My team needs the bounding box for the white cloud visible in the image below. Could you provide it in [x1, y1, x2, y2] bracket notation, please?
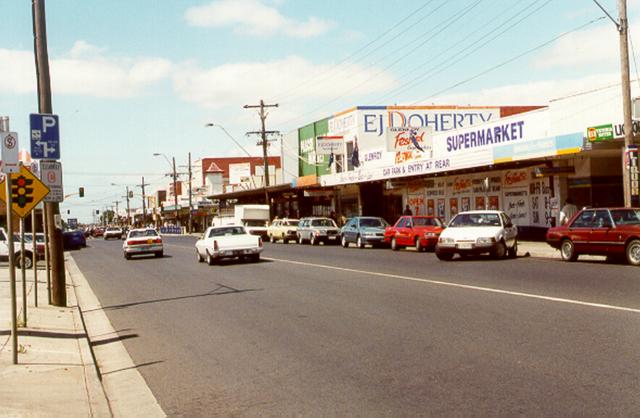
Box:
[172, 55, 398, 111]
[0, 41, 172, 98]
[184, 0, 332, 38]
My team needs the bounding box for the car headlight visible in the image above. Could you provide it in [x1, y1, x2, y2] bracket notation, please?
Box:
[439, 237, 455, 244]
[476, 237, 496, 244]
[424, 232, 437, 237]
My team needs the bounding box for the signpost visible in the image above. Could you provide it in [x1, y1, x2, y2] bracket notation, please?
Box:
[0, 165, 51, 218]
[1, 131, 20, 173]
[30, 113, 60, 159]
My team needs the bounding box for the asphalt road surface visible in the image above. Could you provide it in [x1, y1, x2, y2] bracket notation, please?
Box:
[71, 236, 640, 417]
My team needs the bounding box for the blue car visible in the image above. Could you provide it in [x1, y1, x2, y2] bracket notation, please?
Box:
[340, 216, 389, 248]
[63, 229, 86, 250]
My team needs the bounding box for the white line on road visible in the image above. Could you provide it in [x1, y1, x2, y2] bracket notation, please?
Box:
[264, 257, 640, 314]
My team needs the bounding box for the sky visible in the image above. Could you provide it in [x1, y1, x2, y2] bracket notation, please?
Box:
[1, 0, 639, 223]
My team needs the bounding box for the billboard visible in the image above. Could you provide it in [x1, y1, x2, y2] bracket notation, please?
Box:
[229, 162, 251, 185]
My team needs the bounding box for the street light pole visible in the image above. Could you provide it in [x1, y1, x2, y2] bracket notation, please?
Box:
[188, 152, 193, 233]
[617, 0, 635, 207]
[172, 156, 179, 227]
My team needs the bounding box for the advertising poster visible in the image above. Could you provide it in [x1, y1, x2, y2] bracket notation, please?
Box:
[504, 189, 529, 224]
[461, 197, 470, 212]
[475, 196, 485, 210]
[489, 195, 500, 210]
[449, 198, 458, 217]
[407, 194, 425, 216]
[437, 198, 446, 218]
[427, 199, 435, 216]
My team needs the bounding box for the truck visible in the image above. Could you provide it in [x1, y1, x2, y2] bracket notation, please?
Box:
[0, 228, 40, 268]
[212, 204, 270, 238]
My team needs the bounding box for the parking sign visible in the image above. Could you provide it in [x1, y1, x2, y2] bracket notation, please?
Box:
[30, 113, 60, 159]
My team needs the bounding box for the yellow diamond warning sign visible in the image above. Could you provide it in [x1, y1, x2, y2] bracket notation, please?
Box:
[0, 165, 50, 218]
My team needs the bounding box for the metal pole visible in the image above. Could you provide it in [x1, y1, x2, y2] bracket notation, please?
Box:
[141, 176, 147, 226]
[125, 186, 131, 226]
[1, 116, 18, 364]
[188, 152, 193, 233]
[32, 210, 38, 307]
[42, 207, 50, 304]
[619, 0, 634, 207]
[173, 157, 179, 227]
[20, 218, 27, 327]
[33, 0, 65, 307]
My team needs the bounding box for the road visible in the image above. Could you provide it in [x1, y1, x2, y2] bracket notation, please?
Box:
[71, 236, 640, 417]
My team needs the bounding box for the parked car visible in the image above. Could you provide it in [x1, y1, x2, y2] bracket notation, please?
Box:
[123, 228, 163, 260]
[91, 227, 104, 238]
[104, 226, 123, 240]
[195, 225, 263, 265]
[384, 216, 444, 252]
[340, 216, 389, 248]
[297, 217, 341, 245]
[267, 218, 299, 243]
[0, 228, 36, 268]
[435, 210, 518, 260]
[63, 229, 87, 250]
[546, 207, 640, 265]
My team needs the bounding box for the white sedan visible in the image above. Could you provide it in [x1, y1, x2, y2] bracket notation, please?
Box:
[435, 210, 518, 260]
[196, 225, 263, 265]
[123, 228, 164, 260]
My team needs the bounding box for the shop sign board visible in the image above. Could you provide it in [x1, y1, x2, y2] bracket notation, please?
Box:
[625, 145, 640, 207]
[229, 162, 251, 185]
[586, 124, 614, 142]
[316, 136, 343, 155]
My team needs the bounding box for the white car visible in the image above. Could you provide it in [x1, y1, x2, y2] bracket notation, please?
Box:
[196, 225, 263, 265]
[267, 218, 299, 243]
[122, 228, 164, 259]
[435, 210, 518, 261]
[104, 226, 123, 240]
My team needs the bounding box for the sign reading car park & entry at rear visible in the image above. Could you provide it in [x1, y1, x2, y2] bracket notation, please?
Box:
[30, 113, 60, 159]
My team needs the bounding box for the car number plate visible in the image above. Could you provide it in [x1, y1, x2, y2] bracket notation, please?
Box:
[328, 236, 337, 240]
[458, 243, 473, 249]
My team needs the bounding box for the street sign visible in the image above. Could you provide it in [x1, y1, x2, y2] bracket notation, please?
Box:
[586, 124, 614, 142]
[0, 131, 20, 173]
[30, 113, 60, 159]
[39, 160, 63, 202]
[0, 165, 50, 218]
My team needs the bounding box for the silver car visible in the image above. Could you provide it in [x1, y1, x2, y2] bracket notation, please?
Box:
[297, 217, 340, 245]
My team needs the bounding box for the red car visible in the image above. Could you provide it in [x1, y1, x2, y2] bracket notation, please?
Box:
[546, 207, 640, 265]
[384, 216, 444, 252]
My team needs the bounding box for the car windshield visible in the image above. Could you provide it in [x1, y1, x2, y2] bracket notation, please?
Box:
[359, 218, 387, 228]
[210, 227, 246, 237]
[283, 220, 299, 226]
[245, 220, 266, 227]
[611, 209, 640, 225]
[449, 213, 501, 227]
[311, 219, 336, 227]
[413, 217, 442, 227]
[13, 234, 32, 242]
[129, 229, 159, 238]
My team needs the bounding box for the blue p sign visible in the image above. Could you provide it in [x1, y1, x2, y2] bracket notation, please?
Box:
[30, 113, 60, 159]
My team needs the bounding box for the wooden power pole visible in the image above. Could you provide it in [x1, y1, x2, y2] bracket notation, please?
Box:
[32, 0, 66, 306]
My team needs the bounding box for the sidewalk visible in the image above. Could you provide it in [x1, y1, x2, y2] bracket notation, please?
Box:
[0, 264, 111, 417]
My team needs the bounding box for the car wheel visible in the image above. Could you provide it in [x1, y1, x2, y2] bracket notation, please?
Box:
[298, 235, 304, 245]
[124, 253, 130, 260]
[626, 239, 640, 266]
[508, 240, 518, 258]
[196, 250, 204, 263]
[155, 251, 163, 258]
[16, 252, 33, 269]
[341, 235, 348, 248]
[310, 235, 317, 246]
[435, 248, 454, 261]
[415, 238, 423, 253]
[269, 235, 275, 243]
[560, 239, 578, 262]
[391, 237, 398, 251]
[206, 251, 215, 266]
[357, 236, 365, 249]
[251, 254, 260, 263]
[491, 241, 507, 259]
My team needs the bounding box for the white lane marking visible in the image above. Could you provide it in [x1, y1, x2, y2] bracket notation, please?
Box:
[264, 257, 640, 314]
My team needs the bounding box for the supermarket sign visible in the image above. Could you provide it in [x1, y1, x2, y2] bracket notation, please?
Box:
[586, 124, 614, 142]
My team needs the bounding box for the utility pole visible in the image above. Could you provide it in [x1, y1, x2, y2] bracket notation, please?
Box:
[244, 99, 279, 213]
[188, 152, 193, 233]
[618, 0, 635, 207]
[172, 157, 179, 227]
[32, 0, 65, 307]
[137, 177, 149, 227]
[113, 200, 121, 225]
[123, 186, 131, 227]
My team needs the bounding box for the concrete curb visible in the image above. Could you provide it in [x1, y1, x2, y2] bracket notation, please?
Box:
[66, 255, 166, 418]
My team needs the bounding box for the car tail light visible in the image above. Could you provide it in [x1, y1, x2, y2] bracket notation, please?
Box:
[213, 240, 219, 251]
[153, 238, 162, 244]
[126, 240, 135, 245]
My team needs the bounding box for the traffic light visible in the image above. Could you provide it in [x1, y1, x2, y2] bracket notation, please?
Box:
[11, 175, 34, 208]
[79, 187, 84, 197]
[67, 210, 70, 214]
[96, 209, 99, 215]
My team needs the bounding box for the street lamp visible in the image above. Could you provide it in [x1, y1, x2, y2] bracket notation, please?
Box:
[153, 153, 179, 227]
